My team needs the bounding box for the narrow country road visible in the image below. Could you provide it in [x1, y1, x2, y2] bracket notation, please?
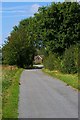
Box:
[18, 69, 78, 118]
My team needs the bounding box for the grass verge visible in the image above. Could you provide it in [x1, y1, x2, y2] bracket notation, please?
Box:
[0, 65, 2, 119]
[2, 66, 23, 118]
[42, 68, 79, 90]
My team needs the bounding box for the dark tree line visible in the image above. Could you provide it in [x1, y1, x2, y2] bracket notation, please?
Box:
[2, 2, 80, 70]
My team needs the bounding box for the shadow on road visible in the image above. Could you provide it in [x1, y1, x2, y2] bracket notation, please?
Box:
[25, 65, 44, 70]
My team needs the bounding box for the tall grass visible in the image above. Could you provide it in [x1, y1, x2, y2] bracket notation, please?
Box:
[0, 65, 2, 119]
[43, 69, 79, 90]
[2, 65, 23, 118]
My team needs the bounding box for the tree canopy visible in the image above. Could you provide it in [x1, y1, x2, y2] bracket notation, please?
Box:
[2, 2, 80, 68]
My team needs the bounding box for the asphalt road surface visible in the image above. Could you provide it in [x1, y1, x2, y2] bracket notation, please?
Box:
[18, 69, 78, 118]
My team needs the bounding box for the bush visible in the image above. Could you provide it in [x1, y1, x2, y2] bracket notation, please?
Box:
[43, 53, 60, 71]
[61, 45, 78, 74]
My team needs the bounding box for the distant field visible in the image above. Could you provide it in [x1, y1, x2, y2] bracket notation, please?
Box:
[43, 69, 79, 90]
[2, 65, 23, 118]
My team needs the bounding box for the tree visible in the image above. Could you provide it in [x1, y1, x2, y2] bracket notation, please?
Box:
[2, 2, 80, 69]
[2, 18, 36, 68]
[34, 2, 80, 55]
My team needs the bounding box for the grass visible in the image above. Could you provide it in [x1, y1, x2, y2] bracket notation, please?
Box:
[2, 65, 23, 118]
[42, 68, 79, 90]
[0, 65, 2, 119]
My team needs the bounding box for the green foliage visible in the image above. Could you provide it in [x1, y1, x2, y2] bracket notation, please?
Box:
[43, 69, 79, 90]
[2, 66, 23, 118]
[2, 19, 36, 68]
[43, 53, 60, 71]
[34, 2, 80, 55]
[0, 47, 2, 64]
[2, 2, 80, 69]
[61, 45, 78, 74]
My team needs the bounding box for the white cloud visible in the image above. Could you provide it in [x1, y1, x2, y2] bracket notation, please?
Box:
[31, 4, 40, 13]
[2, 4, 39, 13]
[3, 14, 32, 17]
[1, 4, 40, 17]
[1, 5, 28, 13]
[0, 4, 40, 13]
[0, 10, 27, 13]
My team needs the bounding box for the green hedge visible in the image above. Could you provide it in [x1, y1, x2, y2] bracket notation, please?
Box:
[61, 45, 78, 74]
[43, 53, 60, 71]
[43, 45, 78, 74]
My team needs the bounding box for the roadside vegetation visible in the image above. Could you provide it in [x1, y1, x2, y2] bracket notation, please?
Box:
[2, 2, 80, 117]
[2, 2, 80, 69]
[43, 69, 79, 90]
[2, 66, 23, 118]
[0, 65, 2, 119]
[42, 45, 80, 90]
